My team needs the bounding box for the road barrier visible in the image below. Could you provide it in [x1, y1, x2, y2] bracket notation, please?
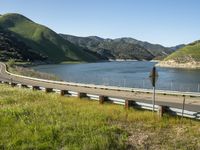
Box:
[0, 80, 199, 120]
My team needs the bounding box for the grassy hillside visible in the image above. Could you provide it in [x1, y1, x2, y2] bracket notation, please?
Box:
[0, 84, 199, 149]
[0, 29, 46, 61]
[164, 41, 200, 63]
[0, 13, 101, 62]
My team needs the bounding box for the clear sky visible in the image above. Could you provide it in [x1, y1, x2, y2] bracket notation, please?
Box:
[0, 0, 200, 46]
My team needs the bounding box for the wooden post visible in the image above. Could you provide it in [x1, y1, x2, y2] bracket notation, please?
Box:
[77, 92, 87, 99]
[2, 81, 9, 84]
[182, 96, 186, 118]
[125, 100, 135, 109]
[60, 90, 68, 96]
[45, 88, 53, 93]
[18, 84, 27, 88]
[9, 82, 17, 87]
[157, 105, 166, 117]
[125, 100, 130, 109]
[99, 96, 108, 104]
[30, 86, 40, 90]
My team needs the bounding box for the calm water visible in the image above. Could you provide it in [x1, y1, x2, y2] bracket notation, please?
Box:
[32, 61, 200, 92]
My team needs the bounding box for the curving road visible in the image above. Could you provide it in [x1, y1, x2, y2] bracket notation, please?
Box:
[0, 62, 200, 112]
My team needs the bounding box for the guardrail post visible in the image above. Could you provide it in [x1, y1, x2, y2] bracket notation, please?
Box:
[2, 81, 9, 84]
[9, 82, 17, 87]
[60, 90, 69, 96]
[77, 92, 87, 99]
[182, 96, 186, 118]
[99, 96, 108, 104]
[125, 100, 135, 109]
[157, 105, 166, 117]
[30, 86, 40, 90]
[18, 83, 28, 88]
[125, 100, 130, 109]
[45, 88, 53, 93]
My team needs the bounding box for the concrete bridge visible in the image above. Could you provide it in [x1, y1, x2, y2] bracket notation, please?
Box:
[0, 62, 199, 119]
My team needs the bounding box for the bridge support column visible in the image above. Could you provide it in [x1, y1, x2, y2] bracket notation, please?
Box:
[77, 92, 87, 99]
[60, 90, 69, 96]
[99, 96, 108, 104]
[45, 88, 53, 93]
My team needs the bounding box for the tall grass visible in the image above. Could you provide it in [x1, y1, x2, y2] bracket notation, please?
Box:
[0, 85, 199, 149]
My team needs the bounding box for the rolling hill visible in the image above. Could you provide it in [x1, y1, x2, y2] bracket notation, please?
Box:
[60, 34, 176, 60]
[0, 29, 46, 61]
[157, 41, 200, 68]
[0, 13, 103, 62]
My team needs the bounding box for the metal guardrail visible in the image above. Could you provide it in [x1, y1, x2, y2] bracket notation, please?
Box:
[0, 81, 199, 120]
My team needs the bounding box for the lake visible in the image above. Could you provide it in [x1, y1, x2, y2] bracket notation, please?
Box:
[32, 61, 200, 92]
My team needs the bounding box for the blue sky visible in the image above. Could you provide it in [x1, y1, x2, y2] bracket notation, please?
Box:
[0, 0, 200, 46]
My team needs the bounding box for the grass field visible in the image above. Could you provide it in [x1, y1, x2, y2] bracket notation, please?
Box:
[0, 84, 199, 150]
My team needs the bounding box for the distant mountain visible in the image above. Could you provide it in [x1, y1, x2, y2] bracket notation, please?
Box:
[60, 34, 175, 60]
[0, 13, 103, 62]
[169, 44, 185, 51]
[157, 41, 200, 68]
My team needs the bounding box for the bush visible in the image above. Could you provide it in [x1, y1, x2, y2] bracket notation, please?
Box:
[7, 59, 16, 67]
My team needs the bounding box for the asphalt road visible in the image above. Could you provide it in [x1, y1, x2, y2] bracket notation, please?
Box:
[0, 63, 199, 112]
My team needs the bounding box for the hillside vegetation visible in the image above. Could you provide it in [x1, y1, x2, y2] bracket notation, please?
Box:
[0, 13, 102, 62]
[0, 85, 199, 149]
[157, 41, 200, 68]
[60, 34, 176, 60]
[0, 29, 46, 61]
[165, 41, 200, 62]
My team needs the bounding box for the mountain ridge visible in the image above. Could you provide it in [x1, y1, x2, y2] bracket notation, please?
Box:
[0, 13, 186, 63]
[60, 34, 179, 60]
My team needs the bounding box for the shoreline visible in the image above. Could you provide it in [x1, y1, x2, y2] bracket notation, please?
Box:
[17, 59, 157, 68]
[156, 61, 200, 69]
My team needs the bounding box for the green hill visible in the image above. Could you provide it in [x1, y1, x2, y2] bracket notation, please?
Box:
[0, 13, 102, 62]
[0, 29, 46, 61]
[157, 41, 200, 68]
[164, 40, 200, 63]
